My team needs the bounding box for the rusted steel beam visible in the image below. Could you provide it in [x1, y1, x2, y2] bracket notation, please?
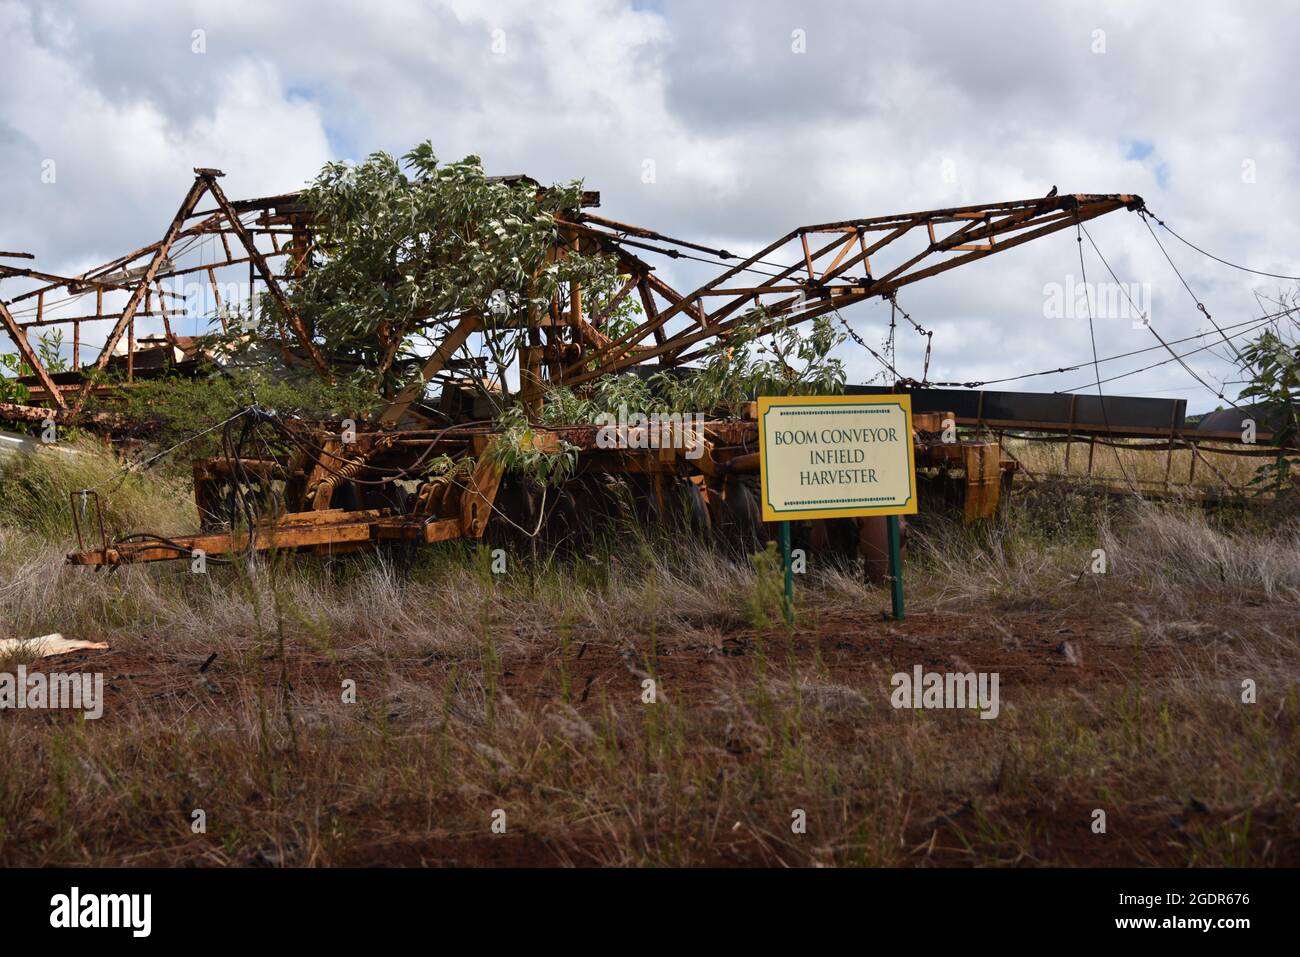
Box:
[23, 382, 143, 402]
[1010, 431, 1288, 458]
[71, 173, 213, 411]
[612, 201, 1135, 380]
[0, 400, 133, 430]
[821, 230, 862, 279]
[962, 442, 1003, 522]
[0, 299, 67, 410]
[18, 307, 184, 329]
[798, 194, 1142, 234]
[702, 228, 863, 329]
[66, 511, 384, 566]
[645, 271, 708, 329]
[0, 264, 132, 293]
[577, 212, 735, 260]
[377, 313, 482, 426]
[199, 171, 331, 381]
[371, 516, 462, 543]
[574, 281, 852, 382]
[635, 277, 663, 345]
[460, 452, 505, 539]
[566, 228, 865, 383]
[0, 399, 66, 423]
[560, 226, 803, 383]
[957, 416, 1281, 445]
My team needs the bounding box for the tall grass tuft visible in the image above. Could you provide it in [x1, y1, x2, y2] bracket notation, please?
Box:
[0, 439, 195, 544]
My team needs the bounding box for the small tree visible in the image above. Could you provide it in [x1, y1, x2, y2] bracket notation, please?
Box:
[270, 142, 619, 408]
[1, 330, 68, 406]
[1239, 327, 1300, 495]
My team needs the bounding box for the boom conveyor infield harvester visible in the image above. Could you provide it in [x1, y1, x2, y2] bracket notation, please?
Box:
[0, 167, 1144, 571]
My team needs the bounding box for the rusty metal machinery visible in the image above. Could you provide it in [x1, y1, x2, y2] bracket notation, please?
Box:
[64, 406, 1004, 568]
[0, 169, 1147, 568]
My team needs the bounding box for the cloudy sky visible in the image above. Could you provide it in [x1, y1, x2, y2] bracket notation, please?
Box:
[2, 0, 1296, 413]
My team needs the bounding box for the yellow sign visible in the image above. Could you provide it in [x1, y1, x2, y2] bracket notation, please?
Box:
[757, 394, 918, 521]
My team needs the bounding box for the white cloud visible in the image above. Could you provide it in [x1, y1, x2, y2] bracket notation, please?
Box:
[0, 1, 330, 276]
[2, 0, 1296, 411]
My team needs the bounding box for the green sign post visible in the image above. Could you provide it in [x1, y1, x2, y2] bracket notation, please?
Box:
[886, 514, 904, 620]
[779, 519, 794, 624]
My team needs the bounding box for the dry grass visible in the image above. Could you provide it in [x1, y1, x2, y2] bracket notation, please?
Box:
[1, 446, 1298, 866]
[1003, 434, 1267, 494]
[0, 438, 196, 543]
[908, 482, 1300, 608]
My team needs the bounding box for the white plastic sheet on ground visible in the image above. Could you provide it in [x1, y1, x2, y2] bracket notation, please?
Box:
[0, 633, 109, 658]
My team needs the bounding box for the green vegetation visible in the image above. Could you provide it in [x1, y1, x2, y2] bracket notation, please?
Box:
[0, 329, 67, 404]
[0, 439, 193, 542]
[1, 459, 1297, 865]
[538, 311, 848, 426]
[273, 143, 619, 405]
[1239, 328, 1300, 494]
[78, 365, 379, 466]
[1, 142, 1296, 869]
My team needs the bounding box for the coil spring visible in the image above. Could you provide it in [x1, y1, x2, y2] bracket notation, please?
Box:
[311, 455, 366, 504]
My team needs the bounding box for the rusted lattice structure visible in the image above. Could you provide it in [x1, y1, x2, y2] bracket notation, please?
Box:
[0, 170, 1149, 566]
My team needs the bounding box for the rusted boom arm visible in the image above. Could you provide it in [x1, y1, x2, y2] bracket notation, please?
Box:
[560, 192, 1143, 386]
